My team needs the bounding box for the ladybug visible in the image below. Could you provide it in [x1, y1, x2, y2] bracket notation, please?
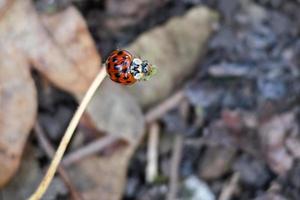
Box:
[105, 49, 156, 85]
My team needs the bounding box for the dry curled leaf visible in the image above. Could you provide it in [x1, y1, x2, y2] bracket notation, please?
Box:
[40, 7, 101, 96]
[199, 145, 237, 180]
[259, 112, 296, 175]
[69, 147, 135, 200]
[1, 145, 67, 199]
[0, 0, 101, 96]
[104, 0, 168, 32]
[0, 0, 100, 187]
[126, 6, 219, 107]
[86, 79, 145, 145]
[0, 48, 37, 187]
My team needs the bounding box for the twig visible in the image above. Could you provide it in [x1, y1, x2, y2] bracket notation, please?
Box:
[34, 124, 83, 200]
[29, 68, 107, 200]
[167, 134, 184, 200]
[62, 135, 117, 167]
[146, 122, 160, 183]
[145, 90, 185, 123]
[218, 172, 240, 200]
[167, 100, 188, 200]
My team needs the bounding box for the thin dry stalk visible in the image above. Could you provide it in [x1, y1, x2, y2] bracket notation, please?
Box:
[219, 172, 240, 200]
[34, 124, 83, 200]
[167, 134, 184, 200]
[146, 122, 160, 183]
[167, 100, 189, 200]
[29, 68, 107, 200]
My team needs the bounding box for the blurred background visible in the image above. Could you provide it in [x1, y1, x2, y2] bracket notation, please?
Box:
[0, 0, 300, 199]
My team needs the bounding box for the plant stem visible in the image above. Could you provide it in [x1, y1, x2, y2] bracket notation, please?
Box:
[34, 123, 83, 200]
[29, 68, 107, 200]
[146, 122, 160, 183]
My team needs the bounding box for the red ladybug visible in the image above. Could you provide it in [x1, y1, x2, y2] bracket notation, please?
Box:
[105, 50, 136, 85]
[105, 49, 157, 85]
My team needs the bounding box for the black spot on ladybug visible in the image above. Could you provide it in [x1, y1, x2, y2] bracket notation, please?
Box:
[115, 72, 121, 78]
[112, 57, 118, 62]
[122, 68, 128, 73]
[114, 64, 121, 70]
[117, 51, 123, 56]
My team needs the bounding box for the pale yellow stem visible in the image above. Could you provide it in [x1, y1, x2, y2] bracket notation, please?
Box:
[29, 68, 107, 200]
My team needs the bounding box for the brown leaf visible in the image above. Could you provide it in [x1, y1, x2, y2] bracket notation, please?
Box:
[0, 0, 100, 186]
[86, 79, 145, 145]
[69, 147, 134, 200]
[125, 6, 219, 107]
[199, 145, 237, 180]
[0, 48, 37, 187]
[104, 0, 168, 32]
[259, 112, 296, 175]
[40, 7, 101, 96]
[0, 0, 101, 96]
[1, 145, 67, 199]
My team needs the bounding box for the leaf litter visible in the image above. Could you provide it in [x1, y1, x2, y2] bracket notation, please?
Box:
[1, 0, 300, 199]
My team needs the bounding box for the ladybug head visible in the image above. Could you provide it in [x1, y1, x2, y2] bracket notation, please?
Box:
[130, 58, 157, 81]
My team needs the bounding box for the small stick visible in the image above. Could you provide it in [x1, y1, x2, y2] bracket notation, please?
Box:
[167, 100, 188, 200]
[145, 90, 185, 123]
[62, 135, 117, 167]
[34, 124, 83, 200]
[29, 68, 107, 200]
[218, 172, 240, 200]
[146, 122, 160, 183]
[167, 134, 184, 200]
